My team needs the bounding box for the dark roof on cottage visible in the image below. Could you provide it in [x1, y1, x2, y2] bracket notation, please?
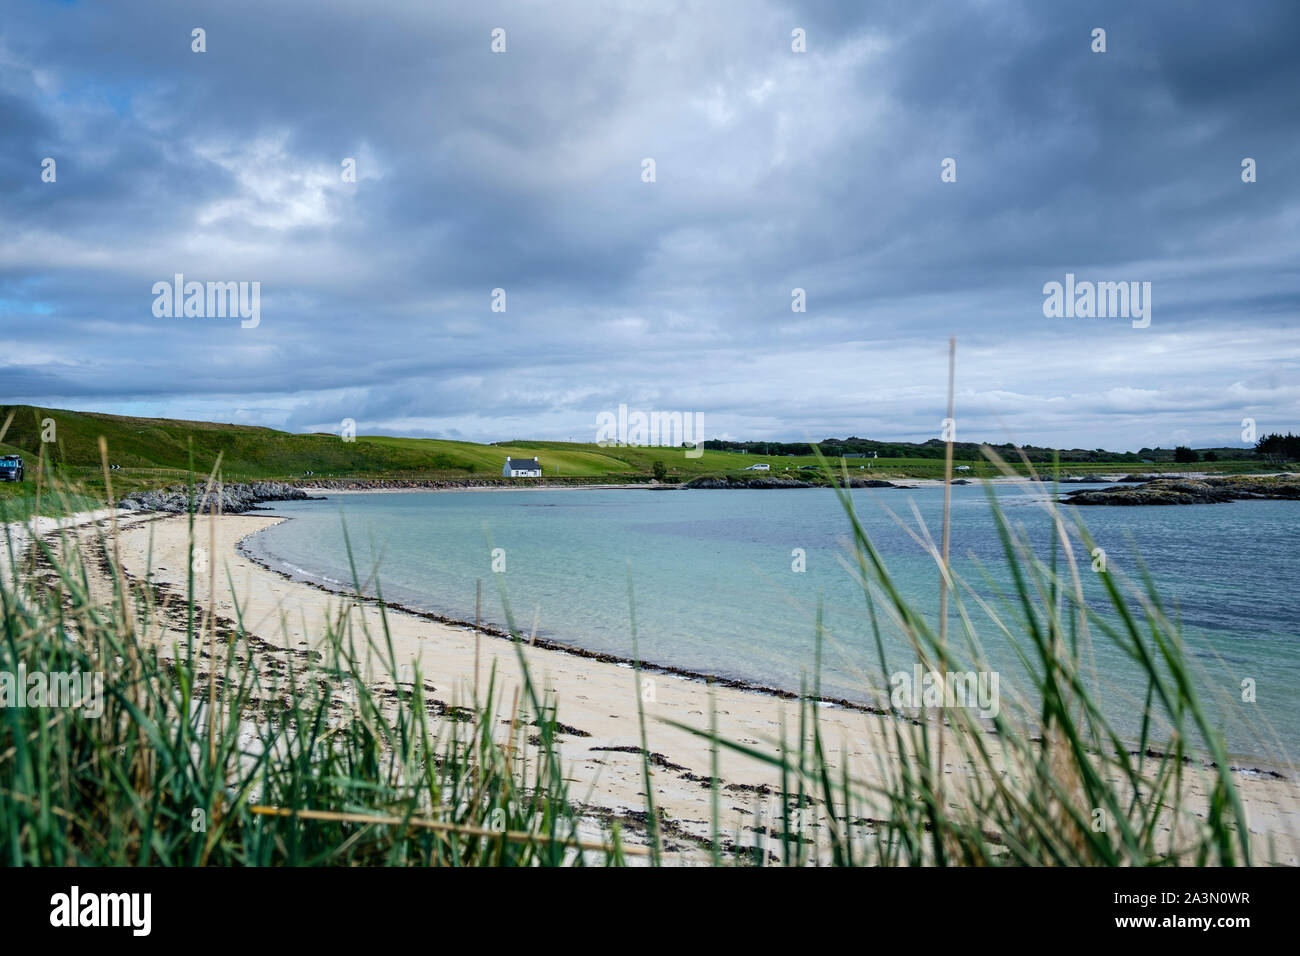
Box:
[504, 458, 539, 467]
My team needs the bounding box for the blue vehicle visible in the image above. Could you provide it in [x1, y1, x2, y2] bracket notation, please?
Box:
[0, 455, 24, 482]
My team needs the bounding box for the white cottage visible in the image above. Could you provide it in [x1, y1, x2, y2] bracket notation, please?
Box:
[503, 456, 542, 477]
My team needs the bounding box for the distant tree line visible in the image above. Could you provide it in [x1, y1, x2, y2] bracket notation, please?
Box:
[1256, 432, 1300, 463]
[702, 436, 1273, 463]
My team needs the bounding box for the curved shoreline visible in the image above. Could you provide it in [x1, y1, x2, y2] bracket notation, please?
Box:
[236, 513, 880, 716]
[69, 505, 1300, 863]
[235, 506, 1294, 776]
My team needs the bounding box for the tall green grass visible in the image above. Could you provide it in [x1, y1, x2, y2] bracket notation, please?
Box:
[0, 444, 1273, 866]
[1, 471, 645, 866]
[668, 446, 1262, 865]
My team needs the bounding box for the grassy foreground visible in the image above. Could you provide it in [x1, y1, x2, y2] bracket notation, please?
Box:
[0, 451, 1269, 866]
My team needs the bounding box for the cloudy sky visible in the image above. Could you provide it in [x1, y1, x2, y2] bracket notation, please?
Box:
[2, 0, 1297, 451]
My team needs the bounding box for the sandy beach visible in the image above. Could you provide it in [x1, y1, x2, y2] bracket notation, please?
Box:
[30, 505, 1300, 863]
[1, 507, 142, 579]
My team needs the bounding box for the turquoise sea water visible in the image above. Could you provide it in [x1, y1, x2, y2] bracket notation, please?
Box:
[243, 484, 1300, 762]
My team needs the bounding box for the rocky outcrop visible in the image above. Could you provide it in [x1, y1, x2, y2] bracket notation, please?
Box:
[1063, 475, 1300, 506]
[685, 476, 813, 489]
[684, 475, 898, 489]
[293, 476, 642, 490]
[116, 481, 318, 514]
[1114, 472, 1212, 483]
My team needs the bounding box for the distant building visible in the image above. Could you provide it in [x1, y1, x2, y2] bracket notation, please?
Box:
[955, 465, 971, 472]
[503, 456, 542, 477]
[744, 463, 771, 471]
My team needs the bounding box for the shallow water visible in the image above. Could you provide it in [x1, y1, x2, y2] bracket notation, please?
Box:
[244, 483, 1300, 762]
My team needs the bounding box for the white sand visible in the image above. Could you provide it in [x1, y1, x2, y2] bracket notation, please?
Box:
[1, 507, 147, 578]
[30, 508, 1300, 863]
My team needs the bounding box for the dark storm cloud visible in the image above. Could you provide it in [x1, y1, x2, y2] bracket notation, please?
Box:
[1, 0, 1296, 451]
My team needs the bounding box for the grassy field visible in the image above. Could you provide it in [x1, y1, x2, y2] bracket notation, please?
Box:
[364, 436, 1283, 481]
[355, 435, 636, 475]
[0, 404, 1286, 513]
[0, 486, 102, 521]
[0, 406, 457, 479]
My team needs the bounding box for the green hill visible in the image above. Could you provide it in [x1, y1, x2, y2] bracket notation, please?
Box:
[0, 405, 457, 480]
[0, 405, 776, 491]
[0, 404, 1278, 516]
[0, 405, 847, 482]
[0, 405, 749, 480]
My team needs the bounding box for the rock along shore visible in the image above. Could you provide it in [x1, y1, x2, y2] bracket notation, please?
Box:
[684, 475, 898, 489]
[116, 481, 319, 514]
[109, 475, 910, 510]
[1063, 474, 1300, 506]
[290, 476, 637, 491]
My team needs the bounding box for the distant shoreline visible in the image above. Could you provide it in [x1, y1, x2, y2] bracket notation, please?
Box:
[295, 474, 1105, 495]
[299, 482, 672, 495]
[110, 470, 1290, 517]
